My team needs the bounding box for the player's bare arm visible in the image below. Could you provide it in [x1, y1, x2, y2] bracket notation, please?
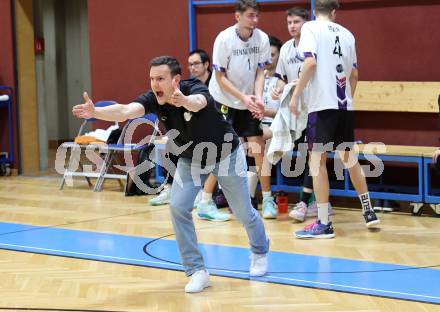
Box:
[271, 78, 286, 100]
[253, 67, 266, 118]
[349, 68, 359, 97]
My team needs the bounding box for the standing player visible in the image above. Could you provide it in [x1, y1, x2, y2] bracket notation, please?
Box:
[272, 7, 333, 223]
[290, 0, 380, 239]
[246, 35, 282, 208]
[198, 0, 278, 219]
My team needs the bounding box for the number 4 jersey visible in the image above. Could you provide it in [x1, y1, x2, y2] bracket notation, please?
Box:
[209, 25, 271, 110]
[298, 20, 357, 113]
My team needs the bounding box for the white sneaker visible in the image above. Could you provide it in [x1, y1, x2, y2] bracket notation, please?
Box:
[149, 187, 171, 206]
[184, 269, 211, 293]
[262, 197, 278, 219]
[289, 201, 308, 222]
[196, 199, 232, 222]
[249, 253, 268, 277]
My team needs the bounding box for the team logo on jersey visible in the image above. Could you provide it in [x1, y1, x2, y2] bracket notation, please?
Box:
[336, 64, 344, 73]
[220, 105, 229, 115]
[336, 76, 347, 110]
[184, 111, 192, 122]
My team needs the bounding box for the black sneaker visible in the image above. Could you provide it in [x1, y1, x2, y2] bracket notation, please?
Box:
[364, 209, 380, 228]
[382, 199, 399, 212]
[373, 199, 384, 211]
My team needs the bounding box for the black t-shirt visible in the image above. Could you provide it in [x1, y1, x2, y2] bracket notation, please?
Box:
[134, 78, 239, 165]
[204, 71, 212, 86]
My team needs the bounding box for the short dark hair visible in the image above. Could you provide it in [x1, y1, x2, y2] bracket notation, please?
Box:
[235, 0, 260, 13]
[189, 49, 211, 66]
[150, 56, 181, 76]
[269, 35, 283, 52]
[314, 0, 339, 15]
[286, 7, 309, 21]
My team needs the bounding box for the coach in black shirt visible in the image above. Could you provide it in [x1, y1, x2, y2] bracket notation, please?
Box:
[72, 56, 269, 293]
[134, 77, 236, 165]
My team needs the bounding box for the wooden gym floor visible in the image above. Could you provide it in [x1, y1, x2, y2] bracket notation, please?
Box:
[0, 175, 439, 312]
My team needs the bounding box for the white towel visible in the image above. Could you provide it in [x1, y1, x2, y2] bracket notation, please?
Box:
[83, 124, 119, 142]
[267, 82, 308, 164]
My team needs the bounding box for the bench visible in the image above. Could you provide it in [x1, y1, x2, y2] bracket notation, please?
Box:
[151, 139, 440, 214]
[270, 144, 439, 215]
[353, 81, 440, 214]
[354, 81, 440, 113]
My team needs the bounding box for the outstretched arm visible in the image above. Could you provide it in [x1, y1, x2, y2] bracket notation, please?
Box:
[72, 92, 145, 122]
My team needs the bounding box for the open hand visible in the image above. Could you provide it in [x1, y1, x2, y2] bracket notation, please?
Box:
[72, 92, 95, 119]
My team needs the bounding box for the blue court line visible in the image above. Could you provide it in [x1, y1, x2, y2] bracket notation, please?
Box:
[0, 221, 439, 305]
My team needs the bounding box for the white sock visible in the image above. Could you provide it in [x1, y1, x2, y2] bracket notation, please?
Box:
[317, 203, 330, 225]
[201, 192, 213, 204]
[247, 171, 258, 197]
[262, 191, 272, 199]
[359, 192, 372, 213]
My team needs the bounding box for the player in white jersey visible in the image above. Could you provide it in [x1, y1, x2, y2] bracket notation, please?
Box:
[244, 35, 282, 210]
[290, 0, 380, 239]
[273, 8, 308, 92]
[197, 0, 279, 219]
[262, 36, 282, 128]
[272, 7, 324, 223]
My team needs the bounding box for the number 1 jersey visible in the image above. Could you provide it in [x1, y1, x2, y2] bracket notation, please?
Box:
[209, 25, 271, 110]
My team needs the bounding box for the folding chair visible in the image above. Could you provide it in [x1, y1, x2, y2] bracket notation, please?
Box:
[93, 113, 160, 192]
[60, 101, 117, 190]
[59, 101, 160, 191]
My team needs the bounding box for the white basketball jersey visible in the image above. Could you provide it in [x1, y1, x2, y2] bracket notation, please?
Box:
[275, 38, 304, 83]
[298, 20, 357, 113]
[209, 25, 271, 110]
[262, 75, 280, 123]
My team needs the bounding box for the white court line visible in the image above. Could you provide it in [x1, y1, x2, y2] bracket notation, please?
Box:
[1, 242, 439, 302]
[0, 242, 181, 268]
[263, 274, 440, 301]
